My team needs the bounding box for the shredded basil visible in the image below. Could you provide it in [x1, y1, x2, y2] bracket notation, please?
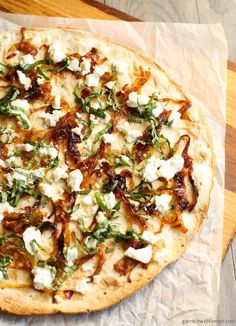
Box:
[0, 234, 19, 245]
[0, 127, 13, 144]
[74, 86, 101, 109]
[93, 123, 113, 145]
[105, 86, 120, 112]
[100, 179, 119, 194]
[109, 199, 122, 219]
[30, 239, 40, 263]
[95, 192, 107, 211]
[23, 59, 51, 73]
[126, 180, 155, 203]
[92, 220, 142, 244]
[82, 246, 97, 255]
[167, 119, 174, 127]
[5, 178, 39, 207]
[57, 58, 70, 72]
[0, 86, 17, 107]
[47, 156, 59, 169]
[82, 119, 94, 141]
[156, 134, 174, 160]
[115, 155, 131, 167]
[127, 97, 157, 123]
[37, 67, 49, 80]
[89, 107, 105, 118]
[0, 88, 30, 129]
[72, 203, 80, 213]
[1, 192, 8, 203]
[74, 86, 105, 118]
[76, 189, 91, 195]
[0, 62, 8, 76]
[52, 264, 78, 291]
[0, 255, 12, 279]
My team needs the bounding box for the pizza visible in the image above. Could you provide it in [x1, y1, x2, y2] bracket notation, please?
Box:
[0, 28, 214, 315]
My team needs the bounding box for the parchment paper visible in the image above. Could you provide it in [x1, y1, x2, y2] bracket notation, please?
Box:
[0, 12, 228, 326]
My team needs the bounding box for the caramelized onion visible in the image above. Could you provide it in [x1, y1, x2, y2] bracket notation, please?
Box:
[114, 256, 139, 282]
[123, 198, 146, 229]
[3, 211, 43, 234]
[52, 112, 77, 144]
[173, 135, 199, 210]
[18, 41, 38, 56]
[117, 66, 150, 103]
[92, 243, 106, 277]
[132, 128, 153, 163]
[0, 143, 8, 160]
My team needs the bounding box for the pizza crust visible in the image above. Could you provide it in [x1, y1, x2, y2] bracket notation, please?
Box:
[0, 28, 214, 315]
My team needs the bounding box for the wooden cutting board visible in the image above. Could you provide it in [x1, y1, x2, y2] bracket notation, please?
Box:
[0, 0, 235, 259]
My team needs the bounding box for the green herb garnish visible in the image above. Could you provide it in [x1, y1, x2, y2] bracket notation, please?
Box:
[0, 87, 30, 129]
[76, 189, 91, 195]
[92, 220, 142, 244]
[23, 59, 51, 73]
[0, 255, 12, 279]
[94, 192, 107, 211]
[93, 123, 113, 145]
[52, 264, 78, 291]
[0, 234, 19, 245]
[82, 119, 94, 141]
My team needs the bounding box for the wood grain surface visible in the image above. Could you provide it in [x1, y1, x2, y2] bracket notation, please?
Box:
[0, 0, 235, 320]
[103, 0, 236, 60]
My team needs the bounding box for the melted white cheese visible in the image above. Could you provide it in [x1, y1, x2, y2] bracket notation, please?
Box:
[39, 110, 65, 128]
[39, 182, 64, 201]
[67, 169, 83, 192]
[116, 60, 128, 74]
[80, 58, 91, 75]
[103, 192, 116, 209]
[126, 92, 149, 107]
[85, 73, 100, 87]
[71, 124, 83, 136]
[52, 95, 61, 110]
[103, 133, 115, 144]
[16, 143, 34, 152]
[154, 194, 172, 214]
[20, 54, 35, 67]
[142, 230, 157, 244]
[124, 246, 153, 264]
[82, 257, 96, 273]
[143, 156, 162, 182]
[152, 103, 164, 117]
[105, 81, 114, 89]
[96, 211, 106, 224]
[68, 58, 80, 72]
[157, 155, 184, 180]
[48, 41, 66, 63]
[116, 120, 142, 143]
[84, 236, 98, 249]
[143, 155, 184, 182]
[51, 165, 68, 182]
[16, 70, 32, 90]
[168, 110, 181, 127]
[22, 226, 42, 255]
[75, 278, 91, 294]
[32, 266, 54, 290]
[65, 247, 78, 266]
[11, 99, 30, 111]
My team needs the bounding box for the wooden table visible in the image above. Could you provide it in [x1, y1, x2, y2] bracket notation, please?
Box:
[0, 0, 235, 321]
